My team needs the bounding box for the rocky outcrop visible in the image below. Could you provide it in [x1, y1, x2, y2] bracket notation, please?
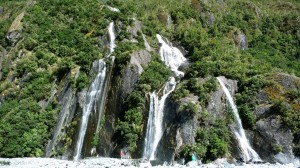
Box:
[6, 12, 24, 44]
[122, 50, 151, 98]
[252, 73, 300, 163]
[156, 94, 200, 162]
[95, 50, 151, 158]
[156, 76, 241, 162]
[45, 69, 80, 158]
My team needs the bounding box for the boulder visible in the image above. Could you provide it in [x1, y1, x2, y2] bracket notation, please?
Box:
[252, 73, 300, 162]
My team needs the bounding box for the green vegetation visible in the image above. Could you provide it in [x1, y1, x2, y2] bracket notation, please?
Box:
[0, 0, 299, 161]
[181, 118, 231, 163]
[117, 56, 171, 152]
[0, 0, 125, 157]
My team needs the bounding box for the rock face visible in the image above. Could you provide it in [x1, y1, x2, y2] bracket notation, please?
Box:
[122, 50, 151, 98]
[207, 77, 238, 119]
[156, 77, 240, 162]
[252, 73, 300, 163]
[156, 94, 200, 162]
[45, 70, 80, 158]
[95, 50, 151, 158]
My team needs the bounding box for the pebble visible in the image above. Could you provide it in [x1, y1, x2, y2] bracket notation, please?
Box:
[0, 157, 298, 168]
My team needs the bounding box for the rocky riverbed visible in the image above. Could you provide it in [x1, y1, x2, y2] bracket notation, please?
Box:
[0, 157, 298, 168]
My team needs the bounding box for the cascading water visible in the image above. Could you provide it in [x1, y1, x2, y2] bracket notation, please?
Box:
[156, 34, 186, 77]
[217, 77, 260, 162]
[73, 22, 116, 160]
[143, 34, 186, 160]
[74, 60, 107, 160]
[143, 77, 176, 160]
[108, 22, 116, 55]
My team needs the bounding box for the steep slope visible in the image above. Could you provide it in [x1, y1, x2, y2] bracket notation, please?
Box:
[0, 0, 299, 165]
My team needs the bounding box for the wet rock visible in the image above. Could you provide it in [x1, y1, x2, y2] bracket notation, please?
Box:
[207, 76, 238, 119]
[46, 72, 78, 158]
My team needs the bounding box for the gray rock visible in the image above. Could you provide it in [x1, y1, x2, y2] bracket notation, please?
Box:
[6, 31, 22, 42]
[257, 91, 269, 104]
[207, 76, 238, 119]
[127, 20, 142, 38]
[207, 13, 215, 26]
[167, 14, 172, 27]
[275, 73, 300, 91]
[256, 118, 294, 163]
[122, 50, 151, 97]
[46, 73, 78, 158]
[254, 104, 272, 118]
[0, 6, 4, 14]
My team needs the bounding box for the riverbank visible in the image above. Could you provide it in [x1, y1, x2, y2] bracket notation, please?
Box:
[0, 157, 298, 168]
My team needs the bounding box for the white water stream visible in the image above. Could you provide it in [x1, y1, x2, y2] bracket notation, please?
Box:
[143, 34, 186, 160]
[217, 77, 260, 162]
[73, 22, 116, 160]
[156, 34, 186, 77]
[143, 77, 176, 160]
[73, 60, 107, 160]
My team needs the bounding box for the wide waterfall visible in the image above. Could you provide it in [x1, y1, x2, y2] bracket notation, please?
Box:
[143, 77, 176, 160]
[217, 77, 260, 162]
[73, 22, 116, 160]
[143, 34, 186, 160]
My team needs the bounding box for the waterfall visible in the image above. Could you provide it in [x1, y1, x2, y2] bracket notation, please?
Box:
[143, 34, 186, 160]
[108, 22, 116, 55]
[106, 6, 120, 12]
[217, 77, 260, 162]
[73, 22, 116, 160]
[74, 60, 107, 160]
[156, 34, 186, 77]
[143, 77, 176, 160]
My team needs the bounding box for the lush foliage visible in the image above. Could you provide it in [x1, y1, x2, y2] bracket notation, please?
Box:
[117, 56, 171, 152]
[0, 0, 121, 157]
[0, 0, 299, 161]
